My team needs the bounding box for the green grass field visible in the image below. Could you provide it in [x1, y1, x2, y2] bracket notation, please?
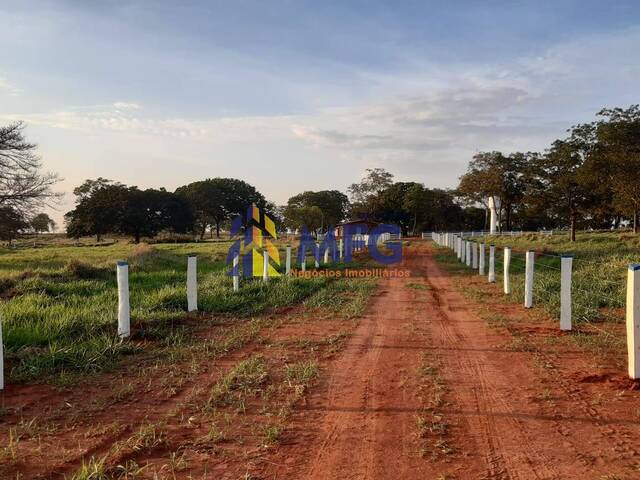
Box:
[438, 231, 640, 326]
[0, 239, 376, 383]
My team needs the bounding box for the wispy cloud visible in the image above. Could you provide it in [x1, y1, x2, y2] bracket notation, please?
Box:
[0, 75, 21, 96]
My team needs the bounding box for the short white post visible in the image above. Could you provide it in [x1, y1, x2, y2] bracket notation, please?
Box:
[285, 245, 292, 275]
[315, 243, 320, 268]
[560, 255, 573, 330]
[488, 245, 495, 282]
[339, 239, 344, 260]
[524, 250, 534, 308]
[301, 249, 306, 272]
[324, 248, 329, 264]
[503, 248, 511, 294]
[187, 255, 197, 312]
[466, 241, 471, 267]
[626, 264, 640, 379]
[460, 239, 465, 263]
[456, 237, 461, 260]
[479, 243, 485, 276]
[472, 242, 478, 269]
[0, 316, 4, 390]
[117, 261, 130, 338]
[233, 252, 240, 291]
[263, 250, 269, 282]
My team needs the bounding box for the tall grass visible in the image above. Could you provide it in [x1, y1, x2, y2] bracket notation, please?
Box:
[0, 240, 376, 382]
[445, 231, 640, 325]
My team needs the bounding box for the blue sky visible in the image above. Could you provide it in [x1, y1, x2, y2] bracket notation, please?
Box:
[2, 0, 640, 226]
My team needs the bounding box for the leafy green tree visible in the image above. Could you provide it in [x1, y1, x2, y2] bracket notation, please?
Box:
[593, 105, 640, 233]
[457, 152, 528, 230]
[0, 206, 28, 243]
[30, 212, 56, 234]
[176, 178, 265, 238]
[282, 205, 323, 234]
[65, 179, 126, 241]
[348, 168, 394, 219]
[66, 180, 194, 242]
[285, 190, 349, 231]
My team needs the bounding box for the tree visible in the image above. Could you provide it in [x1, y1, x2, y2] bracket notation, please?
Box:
[176, 178, 265, 238]
[65, 179, 126, 241]
[593, 105, 640, 233]
[0, 122, 60, 216]
[0, 206, 28, 243]
[282, 205, 323, 234]
[285, 190, 349, 231]
[66, 180, 194, 242]
[533, 137, 598, 241]
[348, 168, 394, 218]
[457, 152, 528, 231]
[30, 212, 56, 234]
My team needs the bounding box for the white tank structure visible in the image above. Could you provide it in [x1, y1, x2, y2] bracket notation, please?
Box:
[489, 196, 501, 234]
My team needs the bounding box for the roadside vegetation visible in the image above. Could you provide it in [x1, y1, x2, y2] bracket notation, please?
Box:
[0, 238, 376, 383]
[435, 231, 639, 326]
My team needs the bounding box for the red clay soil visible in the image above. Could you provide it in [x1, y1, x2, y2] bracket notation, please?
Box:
[258, 242, 640, 479]
[3, 242, 640, 479]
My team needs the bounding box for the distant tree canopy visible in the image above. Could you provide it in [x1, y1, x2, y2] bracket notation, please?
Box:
[455, 104, 640, 240]
[65, 179, 194, 243]
[348, 168, 394, 219]
[283, 190, 349, 232]
[30, 213, 56, 234]
[175, 178, 265, 238]
[0, 122, 60, 241]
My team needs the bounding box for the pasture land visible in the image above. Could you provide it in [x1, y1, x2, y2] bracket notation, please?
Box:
[0, 239, 373, 383]
[464, 231, 640, 324]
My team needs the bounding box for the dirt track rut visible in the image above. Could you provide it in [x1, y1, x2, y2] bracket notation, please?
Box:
[271, 242, 640, 480]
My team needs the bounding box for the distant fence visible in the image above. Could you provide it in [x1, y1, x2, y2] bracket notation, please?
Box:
[427, 231, 640, 380]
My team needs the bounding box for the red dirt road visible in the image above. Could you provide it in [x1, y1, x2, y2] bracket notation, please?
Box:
[3, 242, 640, 479]
[264, 242, 640, 479]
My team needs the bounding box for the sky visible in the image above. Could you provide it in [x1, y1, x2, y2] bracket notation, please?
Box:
[2, 0, 640, 228]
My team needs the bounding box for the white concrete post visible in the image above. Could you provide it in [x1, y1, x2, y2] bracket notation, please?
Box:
[0, 316, 4, 390]
[626, 264, 640, 379]
[488, 245, 496, 282]
[187, 255, 197, 312]
[117, 261, 130, 338]
[489, 196, 498, 234]
[339, 238, 343, 260]
[524, 250, 534, 308]
[503, 248, 511, 294]
[263, 250, 269, 282]
[472, 242, 478, 269]
[233, 252, 240, 291]
[466, 241, 472, 267]
[315, 243, 320, 268]
[479, 243, 485, 276]
[460, 239, 465, 263]
[456, 237, 461, 259]
[560, 255, 573, 331]
[285, 245, 292, 275]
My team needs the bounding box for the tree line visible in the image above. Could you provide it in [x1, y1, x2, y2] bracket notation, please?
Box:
[457, 105, 640, 240]
[4, 105, 640, 244]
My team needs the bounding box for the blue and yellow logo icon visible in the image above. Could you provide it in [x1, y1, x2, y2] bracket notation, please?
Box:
[227, 204, 280, 277]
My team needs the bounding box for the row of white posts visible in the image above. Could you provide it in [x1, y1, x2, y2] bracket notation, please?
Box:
[0, 233, 397, 390]
[433, 232, 572, 326]
[431, 232, 640, 379]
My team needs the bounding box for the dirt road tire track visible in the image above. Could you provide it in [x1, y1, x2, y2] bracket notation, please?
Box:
[268, 242, 640, 480]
